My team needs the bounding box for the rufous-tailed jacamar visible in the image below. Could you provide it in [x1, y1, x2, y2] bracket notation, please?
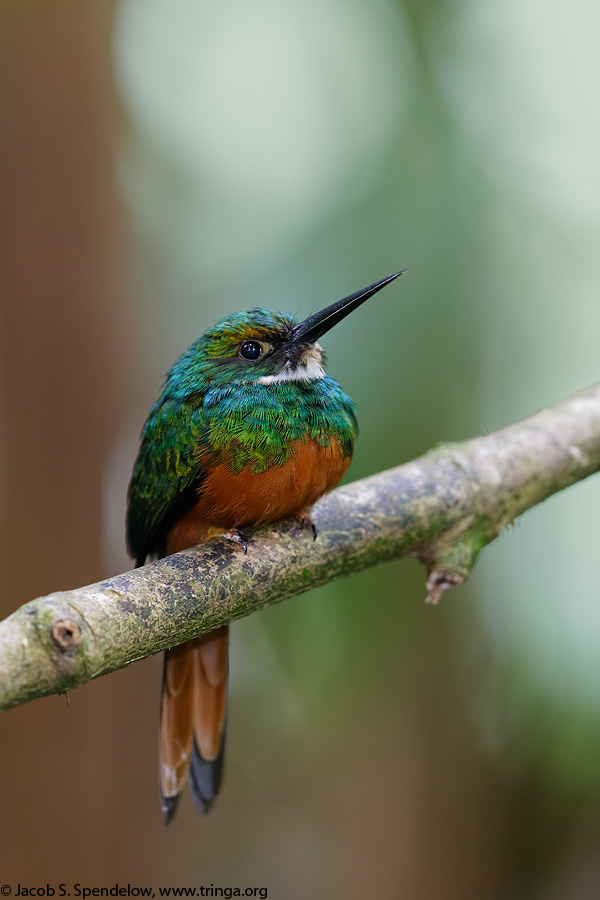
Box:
[126, 270, 404, 823]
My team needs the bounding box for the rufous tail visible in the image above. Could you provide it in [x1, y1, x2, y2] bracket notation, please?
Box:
[159, 626, 228, 824]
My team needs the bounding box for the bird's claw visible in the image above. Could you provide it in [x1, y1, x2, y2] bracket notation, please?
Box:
[224, 528, 248, 554]
[296, 513, 318, 540]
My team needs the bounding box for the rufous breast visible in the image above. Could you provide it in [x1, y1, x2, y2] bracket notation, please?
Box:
[166, 437, 349, 553]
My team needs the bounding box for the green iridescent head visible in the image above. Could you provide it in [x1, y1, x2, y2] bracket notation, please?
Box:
[166, 271, 405, 395]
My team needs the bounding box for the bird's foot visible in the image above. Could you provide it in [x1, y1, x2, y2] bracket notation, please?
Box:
[222, 528, 248, 554]
[295, 511, 318, 540]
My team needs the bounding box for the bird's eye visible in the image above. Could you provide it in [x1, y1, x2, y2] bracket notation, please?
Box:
[239, 340, 264, 361]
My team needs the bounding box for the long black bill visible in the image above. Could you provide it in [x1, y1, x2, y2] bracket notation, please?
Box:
[292, 269, 407, 345]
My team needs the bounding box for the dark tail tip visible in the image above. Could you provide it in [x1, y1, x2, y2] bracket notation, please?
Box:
[161, 791, 181, 826]
[187, 737, 226, 816]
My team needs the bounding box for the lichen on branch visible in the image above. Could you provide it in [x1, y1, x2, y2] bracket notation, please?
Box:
[1, 383, 600, 712]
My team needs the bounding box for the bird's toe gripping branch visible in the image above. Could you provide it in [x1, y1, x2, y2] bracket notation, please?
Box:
[222, 528, 249, 554]
[294, 511, 318, 540]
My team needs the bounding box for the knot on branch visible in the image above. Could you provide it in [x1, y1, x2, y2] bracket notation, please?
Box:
[35, 597, 91, 686]
[50, 618, 82, 656]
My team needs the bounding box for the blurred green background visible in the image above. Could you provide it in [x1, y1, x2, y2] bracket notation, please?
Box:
[1, 0, 600, 896]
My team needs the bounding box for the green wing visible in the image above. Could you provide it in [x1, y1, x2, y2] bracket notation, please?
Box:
[126, 397, 207, 565]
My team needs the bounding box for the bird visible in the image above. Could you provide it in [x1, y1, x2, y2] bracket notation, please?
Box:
[126, 269, 405, 824]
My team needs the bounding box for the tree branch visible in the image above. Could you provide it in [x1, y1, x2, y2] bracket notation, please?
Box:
[2, 383, 600, 711]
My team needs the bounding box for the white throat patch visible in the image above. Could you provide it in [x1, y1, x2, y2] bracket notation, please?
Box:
[257, 344, 325, 384]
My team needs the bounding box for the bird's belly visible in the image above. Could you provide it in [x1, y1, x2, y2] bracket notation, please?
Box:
[166, 438, 350, 552]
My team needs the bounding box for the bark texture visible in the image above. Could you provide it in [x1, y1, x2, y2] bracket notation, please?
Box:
[1, 383, 600, 711]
